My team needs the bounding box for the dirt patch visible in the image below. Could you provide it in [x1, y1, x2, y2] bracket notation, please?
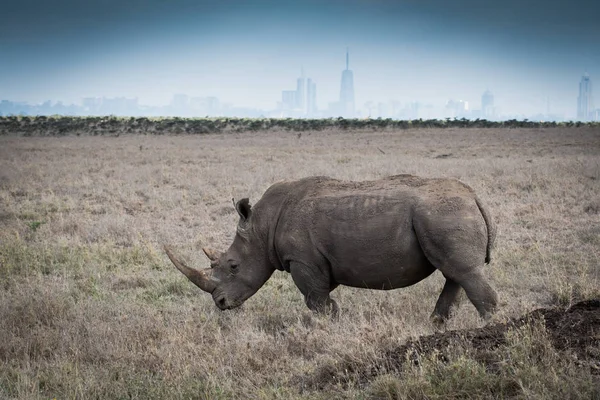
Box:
[300, 300, 600, 391]
[398, 299, 599, 362]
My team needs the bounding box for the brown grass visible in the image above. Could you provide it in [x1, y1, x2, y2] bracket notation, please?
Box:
[0, 127, 599, 398]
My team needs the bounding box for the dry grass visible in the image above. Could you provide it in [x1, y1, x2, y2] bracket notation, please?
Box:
[0, 127, 599, 399]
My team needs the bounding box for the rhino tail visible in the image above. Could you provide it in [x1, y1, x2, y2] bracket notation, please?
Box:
[475, 196, 496, 264]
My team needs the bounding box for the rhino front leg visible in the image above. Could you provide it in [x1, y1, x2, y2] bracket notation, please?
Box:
[289, 261, 339, 316]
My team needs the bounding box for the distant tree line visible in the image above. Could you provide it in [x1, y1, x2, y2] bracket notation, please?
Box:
[0, 116, 598, 136]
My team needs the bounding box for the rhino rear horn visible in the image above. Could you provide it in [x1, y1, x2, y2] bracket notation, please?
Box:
[164, 245, 217, 293]
[202, 247, 219, 262]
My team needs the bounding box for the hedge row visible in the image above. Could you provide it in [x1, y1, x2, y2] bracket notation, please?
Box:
[1, 116, 598, 136]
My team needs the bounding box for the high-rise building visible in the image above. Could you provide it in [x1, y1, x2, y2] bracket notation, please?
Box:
[578, 73, 593, 121]
[280, 69, 316, 115]
[282, 90, 296, 110]
[296, 71, 305, 110]
[481, 90, 494, 119]
[276, 66, 320, 116]
[445, 99, 469, 118]
[306, 78, 317, 115]
[339, 48, 355, 117]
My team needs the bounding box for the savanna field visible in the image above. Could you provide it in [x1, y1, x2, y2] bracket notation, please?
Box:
[1, 125, 599, 399]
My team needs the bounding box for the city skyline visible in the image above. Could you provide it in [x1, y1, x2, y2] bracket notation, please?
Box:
[2, 57, 596, 121]
[2, 0, 599, 119]
[1, 66, 596, 121]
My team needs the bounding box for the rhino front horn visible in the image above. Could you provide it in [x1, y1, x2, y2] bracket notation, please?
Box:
[202, 247, 219, 262]
[164, 245, 217, 293]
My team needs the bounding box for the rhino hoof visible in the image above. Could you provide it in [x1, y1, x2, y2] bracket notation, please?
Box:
[430, 314, 447, 330]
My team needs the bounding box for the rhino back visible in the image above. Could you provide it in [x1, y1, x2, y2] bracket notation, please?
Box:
[270, 177, 476, 289]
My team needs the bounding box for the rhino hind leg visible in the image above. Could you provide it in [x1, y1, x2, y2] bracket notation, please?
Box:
[431, 278, 462, 327]
[433, 268, 497, 321]
[436, 265, 497, 321]
[414, 218, 498, 321]
[289, 261, 339, 316]
[453, 270, 498, 320]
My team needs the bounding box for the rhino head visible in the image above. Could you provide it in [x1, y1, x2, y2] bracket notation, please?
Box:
[165, 198, 275, 310]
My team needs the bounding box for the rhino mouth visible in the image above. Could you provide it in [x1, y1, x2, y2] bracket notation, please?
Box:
[212, 292, 243, 310]
[215, 295, 228, 310]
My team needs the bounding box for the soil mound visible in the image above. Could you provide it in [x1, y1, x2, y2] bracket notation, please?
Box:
[302, 300, 600, 390]
[396, 299, 599, 364]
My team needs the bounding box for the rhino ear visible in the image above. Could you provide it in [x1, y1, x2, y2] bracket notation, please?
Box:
[233, 198, 252, 222]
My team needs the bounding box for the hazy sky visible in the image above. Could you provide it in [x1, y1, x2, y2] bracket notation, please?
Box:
[2, 0, 599, 116]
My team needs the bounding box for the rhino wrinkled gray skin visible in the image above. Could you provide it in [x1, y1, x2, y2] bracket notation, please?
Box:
[165, 175, 498, 323]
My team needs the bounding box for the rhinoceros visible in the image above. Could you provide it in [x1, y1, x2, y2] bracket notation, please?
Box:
[165, 175, 498, 323]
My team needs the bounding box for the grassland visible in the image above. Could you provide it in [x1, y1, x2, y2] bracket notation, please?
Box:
[0, 127, 599, 399]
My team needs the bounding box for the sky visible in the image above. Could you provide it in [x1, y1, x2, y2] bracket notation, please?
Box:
[1, 0, 599, 117]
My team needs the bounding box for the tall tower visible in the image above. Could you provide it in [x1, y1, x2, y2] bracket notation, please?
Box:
[296, 68, 305, 110]
[339, 48, 355, 117]
[578, 73, 593, 121]
[481, 90, 494, 119]
[306, 78, 317, 116]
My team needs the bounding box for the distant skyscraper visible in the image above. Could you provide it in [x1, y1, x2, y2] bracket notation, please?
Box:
[339, 48, 355, 117]
[445, 99, 469, 118]
[279, 69, 316, 115]
[282, 90, 296, 111]
[578, 73, 593, 121]
[481, 90, 494, 119]
[306, 78, 317, 115]
[296, 69, 305, 110]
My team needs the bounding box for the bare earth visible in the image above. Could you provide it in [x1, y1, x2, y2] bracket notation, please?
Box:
[0, 127, 599, 399]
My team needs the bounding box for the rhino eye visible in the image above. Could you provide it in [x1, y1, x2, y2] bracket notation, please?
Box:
[230, 263, 239, 271]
